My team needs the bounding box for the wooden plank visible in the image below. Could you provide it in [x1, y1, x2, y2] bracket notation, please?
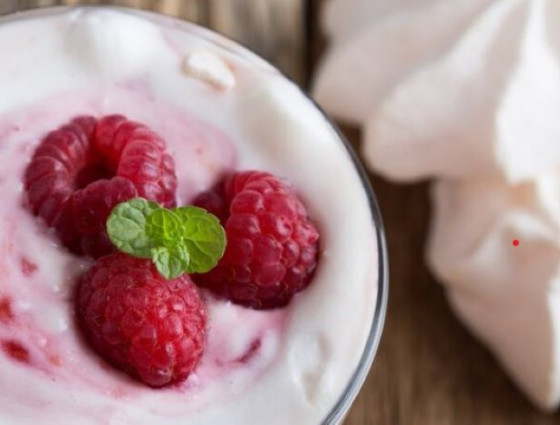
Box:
[0, 1, 20, 14]
[157, 0, 205, 23]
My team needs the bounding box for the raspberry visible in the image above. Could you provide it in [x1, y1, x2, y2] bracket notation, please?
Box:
[76, 253, 206, 388]
[24, 115, 178, 257]
[193, 171, 320, 309]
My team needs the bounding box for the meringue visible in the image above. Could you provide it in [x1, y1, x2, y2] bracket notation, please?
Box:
[315, 0, 560, 184]
[314, 0, 560, 410]
[428, 175, 560, 409]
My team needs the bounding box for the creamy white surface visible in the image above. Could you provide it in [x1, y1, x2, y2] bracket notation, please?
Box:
[0, 7, 378, 425]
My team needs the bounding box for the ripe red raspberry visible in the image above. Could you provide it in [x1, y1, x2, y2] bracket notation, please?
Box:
[76, 253, 206, 388]
[193, 171, 320, 309]
[24, 115, 178, 257]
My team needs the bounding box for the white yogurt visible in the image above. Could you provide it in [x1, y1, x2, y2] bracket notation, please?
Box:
[0, 7, 379, 425]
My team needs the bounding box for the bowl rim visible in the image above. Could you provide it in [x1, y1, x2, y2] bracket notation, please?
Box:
[0, 5, 389, 424]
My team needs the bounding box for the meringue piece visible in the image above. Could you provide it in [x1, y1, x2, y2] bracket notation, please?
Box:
[182, 51, 236, 90]
[427, 175, 560, 409]
[313, 0, 494, 124]
[362, 0, 560, 183]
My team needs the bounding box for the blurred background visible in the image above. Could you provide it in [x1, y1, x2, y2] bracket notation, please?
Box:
[2, 1, 560, 424]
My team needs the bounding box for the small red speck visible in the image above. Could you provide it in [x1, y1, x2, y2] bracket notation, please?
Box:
[2, 340, 30, 364]
[20, 257, 38, 277]
[513, 239, 520, 247]
[48, 354, 62, 367]
[235, 338, 262, 364]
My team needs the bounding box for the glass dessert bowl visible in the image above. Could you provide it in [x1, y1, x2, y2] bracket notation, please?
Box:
[0, 6, 387, 425]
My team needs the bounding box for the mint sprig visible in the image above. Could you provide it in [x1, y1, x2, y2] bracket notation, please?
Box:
[106, 198, 226, 279]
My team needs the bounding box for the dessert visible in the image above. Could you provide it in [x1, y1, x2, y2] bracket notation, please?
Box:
[0, 6, 382, 425]
[315, 0, 560, 184]
[427, 175, 560, 409]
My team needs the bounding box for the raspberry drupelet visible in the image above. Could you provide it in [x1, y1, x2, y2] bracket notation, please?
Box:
[24, 115, 178, 258]
[193, 171, 320, 309]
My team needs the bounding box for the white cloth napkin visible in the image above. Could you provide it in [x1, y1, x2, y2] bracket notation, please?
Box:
[313, 0, 560, 410]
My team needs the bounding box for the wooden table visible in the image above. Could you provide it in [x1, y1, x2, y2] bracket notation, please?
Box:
[3, 1, 560, 424]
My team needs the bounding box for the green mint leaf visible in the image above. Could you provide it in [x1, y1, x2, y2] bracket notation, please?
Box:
[145, 208, 183, 246]
[151, 245, 190, 280]
[174, 206, 226, 273]
[106, 198, 226, 280]
[106, 198, 160, 258]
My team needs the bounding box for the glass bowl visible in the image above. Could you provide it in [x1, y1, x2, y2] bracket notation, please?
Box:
[1, 5, 388, 425]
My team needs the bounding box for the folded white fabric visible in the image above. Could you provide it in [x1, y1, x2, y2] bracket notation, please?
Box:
[313, 0, 560, 410]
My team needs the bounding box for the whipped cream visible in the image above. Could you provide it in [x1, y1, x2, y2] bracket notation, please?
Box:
[0, 7, 380, 425]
